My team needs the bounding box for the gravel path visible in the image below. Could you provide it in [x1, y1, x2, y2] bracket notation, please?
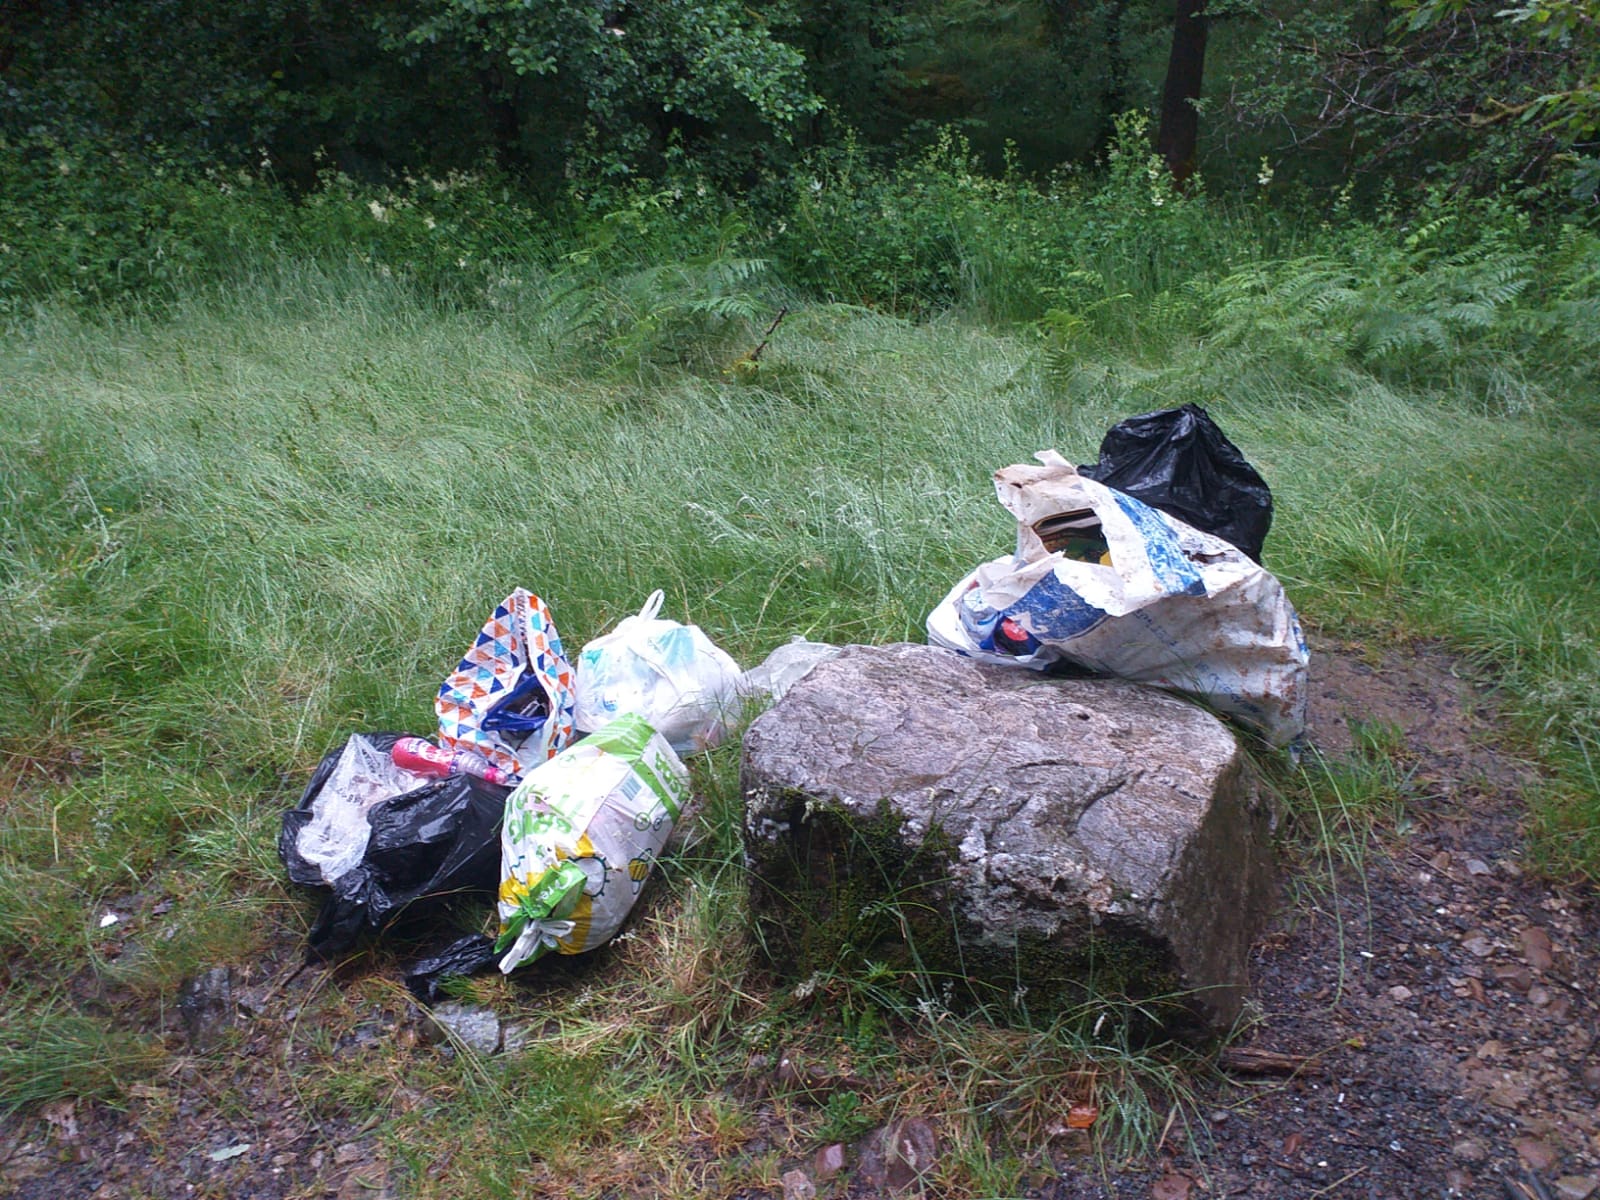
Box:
[1047, 639, 1599, 1200]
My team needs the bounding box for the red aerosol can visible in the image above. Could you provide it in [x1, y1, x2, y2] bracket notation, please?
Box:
[390, 737, 510, 786]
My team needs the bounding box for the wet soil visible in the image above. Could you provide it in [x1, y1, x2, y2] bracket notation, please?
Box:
[2, 638, 1595, 1200]
[1045, 637, 1600, 1200]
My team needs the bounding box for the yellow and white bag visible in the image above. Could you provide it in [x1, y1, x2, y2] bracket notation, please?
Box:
[494, 713, 689, 973]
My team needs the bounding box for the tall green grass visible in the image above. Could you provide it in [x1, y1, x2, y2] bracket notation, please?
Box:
[2, 166, 1597, 1190]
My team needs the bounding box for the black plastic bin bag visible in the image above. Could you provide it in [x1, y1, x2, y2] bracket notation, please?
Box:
[1079, 403, 1273, 562]
[279, 732, 508, 963]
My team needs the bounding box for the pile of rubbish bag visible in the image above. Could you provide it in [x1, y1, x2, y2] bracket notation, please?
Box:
[279, 587, 746, 997]
[928, 406, 1307, 747]
[278, 404, 1307, 997]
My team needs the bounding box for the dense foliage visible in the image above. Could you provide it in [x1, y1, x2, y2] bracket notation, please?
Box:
[4, 0, 1597, 202]
[1218, 0, 1600, 201]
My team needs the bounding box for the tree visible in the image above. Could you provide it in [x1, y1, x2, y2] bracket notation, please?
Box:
[1155, 0, 1208, 182]
[1041, 0, 1137, 161]
[1407, 0, 1600, 195]
[769, 0, 914, 148]
[376, 0, 821, 184]
[1221, 0, 1598, 199]
[0, 0, 474, 184]
[3, 0, 822, 189]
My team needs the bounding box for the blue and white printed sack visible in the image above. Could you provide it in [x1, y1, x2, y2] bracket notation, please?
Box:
[927, 450, 1308, 746]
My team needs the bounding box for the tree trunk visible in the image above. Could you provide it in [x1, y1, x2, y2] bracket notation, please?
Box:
[477, 66, 524, 170]
[1096, 0, 1131, 160]
[1155, 0, 1208, 185]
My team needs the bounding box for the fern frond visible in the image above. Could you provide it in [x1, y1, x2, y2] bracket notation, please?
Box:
[1359, 312, 1450, 360]
[706, 258, 770, 286]
[1436, 301, 1498, 330]
[683, 293, 767, 321]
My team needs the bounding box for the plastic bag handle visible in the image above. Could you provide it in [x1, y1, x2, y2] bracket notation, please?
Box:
[637, 590, 666, 622]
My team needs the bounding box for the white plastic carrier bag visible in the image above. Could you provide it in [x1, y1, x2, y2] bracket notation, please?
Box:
[927, 450, 1308, 746]
[495, 712, 689, 973]
[573, 590, 743, 755]
[736, 638, 844, 706]
[292, 734, 428, 885]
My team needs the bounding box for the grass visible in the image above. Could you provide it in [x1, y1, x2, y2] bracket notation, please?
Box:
[0, 1002, 168, 1119]
[1, 198, 1597, 1194]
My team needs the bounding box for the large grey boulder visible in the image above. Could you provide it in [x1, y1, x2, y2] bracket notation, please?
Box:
[740, 643, 1275, 1030]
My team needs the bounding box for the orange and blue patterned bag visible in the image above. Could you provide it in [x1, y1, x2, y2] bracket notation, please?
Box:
[436, 588, 577, 784]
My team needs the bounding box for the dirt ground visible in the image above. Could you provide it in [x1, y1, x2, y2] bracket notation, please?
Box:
[1044, 638, 1600, 1200]
[2, 638, 1596, 1200]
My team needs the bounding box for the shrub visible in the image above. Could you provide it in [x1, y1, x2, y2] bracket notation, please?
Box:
[769, 117, 1221, 324]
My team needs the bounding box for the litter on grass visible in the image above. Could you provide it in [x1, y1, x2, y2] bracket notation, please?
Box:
[279, 589, 725, 991]
[495, 712, 689, 973]
[436, 588, 578, 784]
[1079, 402, 1274, 564]
[280, 409, 1306, 997]
[573, 589, 743, 756]
[928, 445, 1308, 746]
[278, 731, 509, 963]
